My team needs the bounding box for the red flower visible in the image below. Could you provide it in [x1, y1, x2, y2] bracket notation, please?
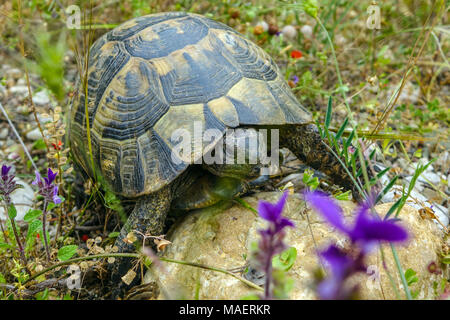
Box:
[52, 140, 62, 151]
[36, 233, 40, 240]
[81, 234, 89, 242]
[290, 50, 303, 59]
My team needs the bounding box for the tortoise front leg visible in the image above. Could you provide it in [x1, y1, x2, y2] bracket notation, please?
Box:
[109, 185, 172, 299]
[280, 124, 369, 200]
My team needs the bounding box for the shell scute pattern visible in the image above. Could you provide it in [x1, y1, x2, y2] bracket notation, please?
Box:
[70, 13, 311, 197]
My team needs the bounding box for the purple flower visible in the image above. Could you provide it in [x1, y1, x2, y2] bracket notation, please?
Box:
[290, 75, 299, 85]
[33, 168, 61, 204]
[304, 190, 409, 300]
[0, 164, 19, 201]
[258, 191, 294, 234]
[1, 164, 11, 178]
[254, 191, 295, 299]
[304, 190, 408, 251]
[317, 245, 367, 300]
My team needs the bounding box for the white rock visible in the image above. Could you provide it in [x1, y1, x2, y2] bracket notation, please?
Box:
[0, 178, 34, 222]
[281, 25, 297, 39]
[433, 204, 449, 228]
[0, 128, 8, 140]
[0, 84, 6, 96]
[420, 171, 442, 185]
[10, 86, 29, 95]
[7, 152, 19, 160]
[26, 127, 43, 141]
[145, 193, 445, 300]
[32, 90, 50, 106]
[300, 25, 313, 38]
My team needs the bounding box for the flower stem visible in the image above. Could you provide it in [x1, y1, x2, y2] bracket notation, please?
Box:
[3, 201, 27, 266]
[42, 200, 51, 262]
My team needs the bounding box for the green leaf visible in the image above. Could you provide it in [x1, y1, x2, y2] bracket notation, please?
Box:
[47, 202, 56, 211]
[325, 96, 332, 129]
[57, 245, 78, 261]
[272, 247, 297, 272]
[62, 293, 73, 300]
[334, 190, 351, 201]
[25, 219, 43, 252]
[8, 204, 17, 220]
[384, 198, 403, 221]
[442, 255, 450, 264]
[35, 288, 49, 300]
[302, 169, 319, 190]
[108, 231, 120, 239]
[32, 139, 47, 151]
[376, 175, 399, 205]
[335, 117, 348, 141]
[240, 294, 260, 300]
[0, 242, 13, 249]
[405, 268, 418, 286]
[24, 209, 43, 223]
[27, 219, 42, 236]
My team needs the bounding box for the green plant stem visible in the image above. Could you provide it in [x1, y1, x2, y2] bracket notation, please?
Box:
[2, 201, 27, 266]
[23, 253, 263, 292]
[390, 243, 412, 300]
[42, 200, 51, 262]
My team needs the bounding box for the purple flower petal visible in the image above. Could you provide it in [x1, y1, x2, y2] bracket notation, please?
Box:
[46, 168, 58, 185]
[53, 195, 62, 205]
[304, 191, 349, 234]
[350, 204, 408, 244]
[1, 164, 11, 177]
[275, 217, 295, 232]
[320, 245, 353, 280]
[258, 191, 288, 223]
[32, 171, 42, 186]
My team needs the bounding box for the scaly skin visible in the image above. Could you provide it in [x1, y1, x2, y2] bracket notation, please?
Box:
[109, 184, 173, 298]
[281, 124, 365, 199]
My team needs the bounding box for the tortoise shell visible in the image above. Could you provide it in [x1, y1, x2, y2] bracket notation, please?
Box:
[69, 12, 311, 197]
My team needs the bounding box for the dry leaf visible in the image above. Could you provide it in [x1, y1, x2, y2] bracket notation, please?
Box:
[121, 269, 136, 285]
[154, 238, 172, 252]
[124, 232, 137, 244]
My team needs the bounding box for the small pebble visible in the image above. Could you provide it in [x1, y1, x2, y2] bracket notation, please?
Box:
[26, 127, 43, 141]
[300, 25, 313, 38]
[281, 25, 297, 39]
[10, 86, 29, 95]
[7, 152, 19, 160]
[32, 90, 50, 106]
[7, 68, 22, 79]
[0, 178, 34, 222]
[0, 128, 8, 140]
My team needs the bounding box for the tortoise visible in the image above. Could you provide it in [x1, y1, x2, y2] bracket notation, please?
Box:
[69, 12, 363, 294]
